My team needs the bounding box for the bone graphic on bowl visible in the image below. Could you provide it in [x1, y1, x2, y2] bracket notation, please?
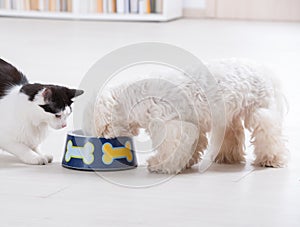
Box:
[65, 140, 95, 165]
[102, 141, 133, 165]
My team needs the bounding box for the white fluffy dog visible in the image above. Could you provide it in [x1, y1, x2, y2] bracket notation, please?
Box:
[85, 59, 288, 174]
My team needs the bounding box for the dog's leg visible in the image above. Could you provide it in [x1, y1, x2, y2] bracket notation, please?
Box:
[245, 108, 288, 167]
[215, 118, 246, 164]
[185, 130, 208, 168]
[147, 120, 198, 174]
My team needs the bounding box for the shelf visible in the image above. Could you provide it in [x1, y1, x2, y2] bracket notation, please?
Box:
[0, 0, 183, 22]
[0, 9, 176, 21]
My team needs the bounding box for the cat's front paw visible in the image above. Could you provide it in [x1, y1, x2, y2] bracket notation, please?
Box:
[21, 154, 51, 165]
[43, 154, 53, 163]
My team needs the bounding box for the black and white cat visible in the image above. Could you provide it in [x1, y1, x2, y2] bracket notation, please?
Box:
[0, 58, 83, 165]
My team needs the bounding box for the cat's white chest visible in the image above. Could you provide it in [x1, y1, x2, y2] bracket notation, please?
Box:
[17, 123, 48, 149]
[0, 88, 48, 149]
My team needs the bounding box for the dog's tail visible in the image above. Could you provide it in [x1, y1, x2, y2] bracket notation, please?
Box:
[275, 84, 289, 121]
[268, 69, 289, 121]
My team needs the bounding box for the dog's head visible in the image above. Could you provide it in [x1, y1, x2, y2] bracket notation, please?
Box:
[92, 89, 139, 138]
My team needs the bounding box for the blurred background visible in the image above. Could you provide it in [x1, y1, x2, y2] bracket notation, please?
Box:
[1, 0, 299, 21]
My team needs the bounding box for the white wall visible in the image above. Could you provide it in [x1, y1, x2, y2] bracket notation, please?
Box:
[214, 0, 300, 21]
[183, 0, 206, 9]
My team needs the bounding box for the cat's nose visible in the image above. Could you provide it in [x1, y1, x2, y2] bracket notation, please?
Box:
[62, 123, 67, 128]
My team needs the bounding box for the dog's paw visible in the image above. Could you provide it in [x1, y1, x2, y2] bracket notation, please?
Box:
[147, 156, 180, 174]
[147, 164, 169, 174]
[254, 156, 287, 168]
[147, 157, 167, 174]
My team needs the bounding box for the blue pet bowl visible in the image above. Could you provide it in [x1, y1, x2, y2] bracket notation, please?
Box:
[62, 130, 137, 171]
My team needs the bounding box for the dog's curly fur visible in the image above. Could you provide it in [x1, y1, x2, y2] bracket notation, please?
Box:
[85, 59, 288, 174]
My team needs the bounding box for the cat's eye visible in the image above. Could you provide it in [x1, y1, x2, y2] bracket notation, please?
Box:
[55, 114, 61, 119]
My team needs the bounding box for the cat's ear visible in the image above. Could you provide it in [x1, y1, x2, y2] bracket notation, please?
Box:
[67, 89, 84, 99]
[31, 87, 53, 105]
[20, 83, 45, 102]
[42, 88, 52, 102]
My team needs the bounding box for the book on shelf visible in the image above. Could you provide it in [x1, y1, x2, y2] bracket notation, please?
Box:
[79, 1, 89, 14]
[108, 0, 116, 13]
[138, 0, 145, 14]
[66, 0, 72, 12]
[1, 0, 7, 8]
[48, 0, 55, 12]
[124, 0, 129, 13]
[72, 0, 79, 13]
[30, 0, 39, 10]
[150, 0, 156, 13]
[60, 0, 67, 12]
[130, 0, 138, 14]
[156, 0, 162, 14]
[116, 0, 124, 14]
[0, 0, 164, 14]
[102, 0, 108, 13]
[97, 0, 103, 13]
[146, 0, 151, 14]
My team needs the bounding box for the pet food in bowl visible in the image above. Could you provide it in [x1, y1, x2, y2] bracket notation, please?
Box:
[62, 130, 137, 171]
